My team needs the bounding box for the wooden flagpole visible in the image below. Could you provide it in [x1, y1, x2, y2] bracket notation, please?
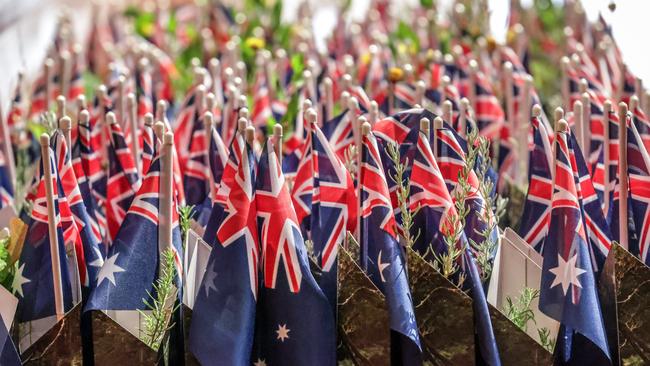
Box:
[415, 80, 426, 107]
[630, 95, 640, 114]
[369, 101, 379, 126]
[433, 116, 443, 158]
[273, 124, 283, 167]
[581, 92, 591, 161]
[159, 132, 174, 275]
[340, 91, 350, 115]
[203, 112, 217, 202]
[618, 102, 629, 250]
[56, 96, 66, 123]
[324, 77, 334, 122]
[45, 58, 54, 112]
[154, 121, 165, 142]
[553, 107, 564, 179]
[40, 134, 65, 321]
[60, 50, 71, 100]
[356, 115, 368, 242]
[126, 93, 140, 176]
[442, 100, 453, 126]
[77, 95, 87, 114]
[458, 98, 469, 137]
[420, 118, 430, 141]
[603, 100, 612, 216]
[245, 126, 256, 146]
[560, 57, 570, 110]
[59, 116, 72, 156]
[573, 100, 584, 156]
[468, 59, 478, 113]
[503, 62, 515, 136]
[117, 75, 126, 126]
[208, 58, 223, 106]
[553, 118, 570, 198]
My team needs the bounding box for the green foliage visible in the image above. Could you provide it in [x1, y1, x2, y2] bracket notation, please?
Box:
[389, 21, 420, 58]
[537, 327, 556, 353]
[139, 249, 178, 351]
[466, 128, 507, 281]
[504, 287, 539, 331]
[82, 71, 102, 102]
[0, 236, 14, 291]
[178, 205, 195, 245]
[386, 142, 420, 248]
[504, 287, 556, 352]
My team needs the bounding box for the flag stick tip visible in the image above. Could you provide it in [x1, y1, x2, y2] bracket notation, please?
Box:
[144, 113, 154, 126]
[59, 116, 71, 130]
[245, 126, 255, 144]
[40, 133, 50, 146]
[79, 110, 89, 125]
[163, 131, 174, 145]
[305, 108, 317, 124]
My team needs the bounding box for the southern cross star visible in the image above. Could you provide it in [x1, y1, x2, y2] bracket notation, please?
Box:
[203, 266, 218, 298]
[276, 324, 290, 342]
[97, 253, 126, 286]
[377, 250, 390, 282]
[12, 263, 31, 297]
[549, 253, 586, 295]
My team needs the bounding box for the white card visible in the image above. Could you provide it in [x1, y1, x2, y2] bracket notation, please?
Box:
[0, 285, 18, 331]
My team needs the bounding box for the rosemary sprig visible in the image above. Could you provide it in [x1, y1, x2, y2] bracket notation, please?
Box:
[503, 287, 555, 352]
[385, 142, 420, 248]
[178, 205, 195, 246]
[139, 249, 178, 351]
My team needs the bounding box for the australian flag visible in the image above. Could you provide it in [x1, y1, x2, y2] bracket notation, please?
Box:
[183, 112, 213, 223]
[140, 122, 156, 176]
[105, 121, 141, 243]
[15, 147, 74, 321]
[435, 125, 499, 266]
[625, 116, 650, 265]
[539, 128, 610, 365]
[321, 109, 354, 163]
[569, 134, 611, 273]
[408, 129, 502, 366]
[291, 122, 357, 314]
[86, 149, 183, 311]
[189, 139, 259, 365]
[359, 130, 422, 363]
[519, 115, 554, 252]
[52, 131, 104, 288]
[252, 141, 337, 365]
[72, 116, 107, 242]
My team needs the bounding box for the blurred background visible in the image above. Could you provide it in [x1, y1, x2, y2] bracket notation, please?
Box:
[0, 0, 647, 115]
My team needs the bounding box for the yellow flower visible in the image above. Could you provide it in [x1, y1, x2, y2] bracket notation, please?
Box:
[360, 52, 371, 66]
[486, 36, 497, 53]
[388, 67, 404, 82]
[245, 37, 265, 50]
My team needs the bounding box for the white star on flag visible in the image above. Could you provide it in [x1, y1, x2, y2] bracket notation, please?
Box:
[12, 263, 31, 298]
[549, 253, 586, 295]
[276, 323, 290, 342]
[377, 250, 390, 282]
[203, 267, 218, 298]
[89, 246, 104, 269]
[253, 359, 267, 366]
[97, 253, 126, 286]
